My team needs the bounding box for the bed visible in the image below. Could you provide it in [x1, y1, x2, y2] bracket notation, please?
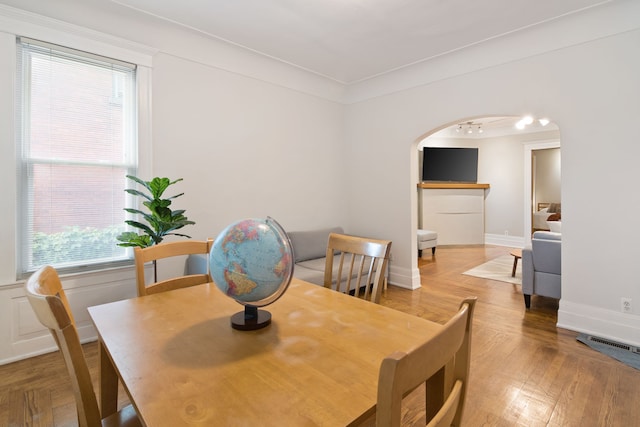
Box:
[533, 202, 561, 231]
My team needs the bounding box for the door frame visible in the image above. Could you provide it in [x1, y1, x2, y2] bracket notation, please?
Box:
[523, 139, 560, 243]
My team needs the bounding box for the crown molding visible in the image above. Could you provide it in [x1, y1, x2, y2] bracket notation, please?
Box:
[0, 4, 157, 66]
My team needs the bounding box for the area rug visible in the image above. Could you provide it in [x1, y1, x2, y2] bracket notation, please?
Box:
[462, 254, 521, 285]
[577, 334, 640, 371]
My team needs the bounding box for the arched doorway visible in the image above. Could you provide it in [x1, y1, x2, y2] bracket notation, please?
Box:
[413, 115, 561, 259]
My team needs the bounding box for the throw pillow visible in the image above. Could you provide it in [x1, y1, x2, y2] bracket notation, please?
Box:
[547, 213, 561, 222]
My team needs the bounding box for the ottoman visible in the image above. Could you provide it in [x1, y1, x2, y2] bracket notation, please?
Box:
[417, 229, 437, 258]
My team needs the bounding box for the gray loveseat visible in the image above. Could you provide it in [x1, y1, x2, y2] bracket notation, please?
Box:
[186, 226, 379, 289]
[522, 231, 561, 308]
[185, 226, 345, 287]
[287, 226, 344, 286]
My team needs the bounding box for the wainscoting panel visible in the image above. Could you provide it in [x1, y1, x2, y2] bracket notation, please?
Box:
[1, 266, 138, 365]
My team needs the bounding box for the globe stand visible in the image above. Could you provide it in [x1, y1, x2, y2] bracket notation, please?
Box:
[231, 305, 271, 331]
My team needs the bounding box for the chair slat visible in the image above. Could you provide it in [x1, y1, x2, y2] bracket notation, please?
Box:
[323, 233, 391, 304]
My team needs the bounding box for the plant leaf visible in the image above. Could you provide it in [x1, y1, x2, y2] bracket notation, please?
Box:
[118, 175, 194, 248]
[124, 188, 153, 202]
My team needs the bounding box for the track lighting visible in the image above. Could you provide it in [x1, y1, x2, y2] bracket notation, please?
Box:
[455, 121, 482, 135]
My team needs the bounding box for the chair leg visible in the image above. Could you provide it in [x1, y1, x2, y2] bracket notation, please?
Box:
[418, 249, 422, 258]
[524, 294, 531, 309]
[431, 247, 436, 255]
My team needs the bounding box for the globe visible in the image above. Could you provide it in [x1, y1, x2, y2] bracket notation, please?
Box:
[209, 217, 294, 330]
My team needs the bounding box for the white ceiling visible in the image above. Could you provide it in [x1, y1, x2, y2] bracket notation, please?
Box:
[111, 0, 610, 83]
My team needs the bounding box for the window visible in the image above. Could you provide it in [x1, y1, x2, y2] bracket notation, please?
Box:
[16, 38, 137, 275]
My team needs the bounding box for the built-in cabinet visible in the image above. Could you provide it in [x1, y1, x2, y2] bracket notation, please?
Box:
[418, 183, 490, 245]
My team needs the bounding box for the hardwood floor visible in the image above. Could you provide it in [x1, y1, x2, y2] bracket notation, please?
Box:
[1, 245, 639, 426]
[386, 245, 640, 427]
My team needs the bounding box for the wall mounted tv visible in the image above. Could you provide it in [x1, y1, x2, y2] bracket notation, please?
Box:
[422, 147, 478, 183]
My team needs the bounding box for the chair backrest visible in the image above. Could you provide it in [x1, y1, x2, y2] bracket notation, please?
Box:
[323, 232, 392, 304]
[376, 297, 477, 427]
[134, 239, 213, 296]
[25, 266, 102, 427]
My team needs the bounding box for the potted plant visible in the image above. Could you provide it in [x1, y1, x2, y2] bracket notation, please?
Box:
[117, 175, 195, 279]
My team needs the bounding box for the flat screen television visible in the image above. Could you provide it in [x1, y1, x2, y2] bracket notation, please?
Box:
[422, 147, 478, 183]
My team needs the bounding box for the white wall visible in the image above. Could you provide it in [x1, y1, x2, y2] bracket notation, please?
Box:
[150, 52, 347, 237]
[344, 3, 640, 346]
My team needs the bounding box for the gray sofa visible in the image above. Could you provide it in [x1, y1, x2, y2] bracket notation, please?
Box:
[287, 226, 344, 286]
[289, 227, 390, 291]
[185, 226, 345, 287]
[186, 226, 375, 289]
[522, 231, 561, 308]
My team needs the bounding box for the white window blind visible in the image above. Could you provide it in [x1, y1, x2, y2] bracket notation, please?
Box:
[16, 37, 137, 275]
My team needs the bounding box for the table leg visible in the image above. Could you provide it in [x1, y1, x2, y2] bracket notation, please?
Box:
[511, 256, 518, 277]
[99, 340, 118, 417]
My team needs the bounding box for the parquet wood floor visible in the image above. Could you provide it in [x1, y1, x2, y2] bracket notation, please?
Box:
[1, 245, 639, 426]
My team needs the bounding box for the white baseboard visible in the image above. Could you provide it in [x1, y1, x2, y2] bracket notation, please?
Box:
[388, 264, 421, 290]
[485, 233, 525, 248]
[558, 300, 640, 348]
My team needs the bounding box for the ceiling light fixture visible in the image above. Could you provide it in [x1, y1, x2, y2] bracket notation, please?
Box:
[515, 115, 537, 130]
[539, 118, 550, 126]
[454, 121, 483, 135]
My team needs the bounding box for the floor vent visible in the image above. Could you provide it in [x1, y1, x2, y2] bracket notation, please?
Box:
[578, 334, 640, 370]
[587, 335, 638, 353]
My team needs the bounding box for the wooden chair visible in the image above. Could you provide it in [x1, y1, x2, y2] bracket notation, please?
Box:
[134, 239, 213, 296]
[323, 232, 392, 304]
[376, 297, 477, 427]
[24, 266, 141, 427]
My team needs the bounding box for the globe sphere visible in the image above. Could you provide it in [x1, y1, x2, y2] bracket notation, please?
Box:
[209, 217, 294, 308]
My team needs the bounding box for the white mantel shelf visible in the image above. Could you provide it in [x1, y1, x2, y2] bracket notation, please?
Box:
[417, 183, 490, 189]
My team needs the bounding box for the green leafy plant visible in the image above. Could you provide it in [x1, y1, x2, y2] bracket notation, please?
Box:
[34, 226, 123, 266]
[116, 175, 195, 248]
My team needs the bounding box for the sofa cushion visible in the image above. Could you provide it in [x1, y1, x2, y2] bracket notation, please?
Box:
[297, 257, 377, 289]
[417, 229, 437, 241]
[291, 264, 325, 286]
[532, 231, 561, 241]
[186, 253, 207, 275]
[296, 257, 327, 272]
[288, 226, 343, 263]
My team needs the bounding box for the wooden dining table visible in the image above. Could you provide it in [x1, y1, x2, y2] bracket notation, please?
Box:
[88, 278, 444, 426]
